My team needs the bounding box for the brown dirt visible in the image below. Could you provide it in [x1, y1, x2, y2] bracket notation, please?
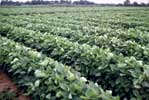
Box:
[0, 71, 30, 100]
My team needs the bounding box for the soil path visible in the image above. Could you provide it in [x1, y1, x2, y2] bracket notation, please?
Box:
[0, 71, 30, 100]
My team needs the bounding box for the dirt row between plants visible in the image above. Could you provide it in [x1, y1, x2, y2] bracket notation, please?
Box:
[0, 71, 30, 100]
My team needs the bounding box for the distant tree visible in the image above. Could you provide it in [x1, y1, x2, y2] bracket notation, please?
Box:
[1, 0, 11, 5]
[117, 3, 123, 6]
[124, 0, 130, 6]
[31, 0, 43, 5]
[73, 0, 94, 5]
[1, 0, 22, 5]
[140, 2, 146, 6]
[60, 0, 71, 4]
[133, 1, 138, 6]
[1, 0, 5, 5]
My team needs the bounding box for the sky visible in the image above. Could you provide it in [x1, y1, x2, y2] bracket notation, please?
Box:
[1, 0, 149, 4]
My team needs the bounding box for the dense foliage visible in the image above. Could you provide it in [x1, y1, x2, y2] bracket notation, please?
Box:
[0, 6, 149, 100]
[0, 36, 118, 100]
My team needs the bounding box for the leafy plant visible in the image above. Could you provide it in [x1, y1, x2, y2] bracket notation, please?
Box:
[0, 36, 118, 100]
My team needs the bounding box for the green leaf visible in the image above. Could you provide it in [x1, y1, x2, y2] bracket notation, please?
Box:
[34, 70, 47, 78]
[85, 88, 98, 98]
[34, 80, 40, 87]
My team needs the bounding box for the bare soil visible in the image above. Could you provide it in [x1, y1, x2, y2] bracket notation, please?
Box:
[0, 71, 30, 100]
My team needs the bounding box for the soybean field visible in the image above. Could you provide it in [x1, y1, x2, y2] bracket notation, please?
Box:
[0, 6, 149, 100]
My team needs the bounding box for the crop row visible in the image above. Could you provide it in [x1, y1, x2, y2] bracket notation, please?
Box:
[1, 22, 149, 64]
[0, 6, 107, 15]
[0, 36, 119, 100]
[2, 13, 147, 32]
[0, 15, 118, 35]
[0, 24, 148, 99]
[1, 16, 148, 47]
[2, 7, 148, 29]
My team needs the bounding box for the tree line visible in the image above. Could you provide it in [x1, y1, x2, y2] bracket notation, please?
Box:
[0, 0, 94, 5]
[0, 0, 149, 6]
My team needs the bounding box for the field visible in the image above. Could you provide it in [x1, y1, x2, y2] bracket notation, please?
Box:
[0, 6, 149, 100]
